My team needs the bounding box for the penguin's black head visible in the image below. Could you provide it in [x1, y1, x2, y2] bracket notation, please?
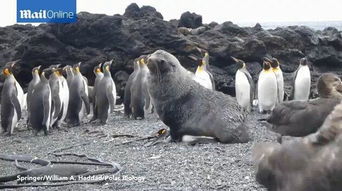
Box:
[93, 63, 102, 74]
[102, 60, 113, 72]
[49, 64, 61, 74]
[147, 50, 180, 76]
[263, 61, 271, 71]
[2, 66, 12, 76]
[2, 60, 18, 76]
[41, 68, 52, 80]
[232, 57, 245, 69]
[73, 62, 81, 73]
[31, 65, 41, 75]
[300, 57, 308, 66]
[270, 58, 280, 68]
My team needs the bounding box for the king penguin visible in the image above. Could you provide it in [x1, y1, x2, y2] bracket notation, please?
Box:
[194, 51, 215, 90]
[130, 56, 150, 119]
[1, 63, 22, 135]
[29, 68, 52, 135]
[64, 65, 74, 88]
[269, 57, 284, 103]
[90, 63, 104, 121]
[292, 57, 311, 101]
[258, 60, 278, 113]
[66, 62, 90, 126]
[26, 65, 41, 126]
[233, 57, 254, 112]
[124, 58, 140, 118]
[48, 65, 69, 128]
[94, 60, 116, 124]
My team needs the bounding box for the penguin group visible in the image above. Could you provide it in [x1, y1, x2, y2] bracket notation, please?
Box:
[1, 60, 117, 135]
[124, 56, 152, 119]
[234, 56, 311, 113]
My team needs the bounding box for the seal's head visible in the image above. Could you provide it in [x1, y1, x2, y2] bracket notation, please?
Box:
[146, 50, 182, 76]
[317, 73, 342, 98]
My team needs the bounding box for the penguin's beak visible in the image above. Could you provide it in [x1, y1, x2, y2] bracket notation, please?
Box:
[231, 56, 239, 62]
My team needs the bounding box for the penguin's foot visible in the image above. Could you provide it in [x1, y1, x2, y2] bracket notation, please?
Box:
[3, 131, 11, 136]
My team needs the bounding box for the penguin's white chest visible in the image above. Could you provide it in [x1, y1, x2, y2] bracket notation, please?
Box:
[194, 70, 212, 90]
[235, 70, 250, 108]
[294, 66, 311, 101]
[14, 80, 25, 111]
[273, 69, 284, 102]
[258, 71, 278, 111]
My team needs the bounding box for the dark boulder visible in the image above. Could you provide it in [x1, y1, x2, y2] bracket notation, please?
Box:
[0, 4, 341, 100]
[178, 11, 202, 29]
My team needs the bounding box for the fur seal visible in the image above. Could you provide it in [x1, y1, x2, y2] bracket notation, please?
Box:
[266, 73, 342, 141]
[26, 65, 41, 126]
[94, 60, 116, 124]
[233, 57, 254, 112]
[66, 62, 90, 126]
[124, 58, 140, 118]
[254, 100, 342, 191]
[194, 50, 215, 90]
[29, 69, 52, 135]
[1, 63, 22, 135]
[146, 50, 249, 143]
[292, 57, 311, 101]
[257, 60, 278, 113]
[130, 56, 151, 120]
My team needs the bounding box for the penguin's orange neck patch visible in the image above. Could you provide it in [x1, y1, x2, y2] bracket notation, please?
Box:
[264, 69, 272, 73]
[272, 67, 280, 72]
[96, 68, 101, 73]
[3, 68, 11, 76]
[197, 66, 204, 72]
[105, 65, 110, 71]
[74, 67, 80, 73]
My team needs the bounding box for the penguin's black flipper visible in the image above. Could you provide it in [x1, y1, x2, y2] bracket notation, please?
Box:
[81, 89, 90, 115]
[10, 88, 22, 121]
[290, 68, 299, 100]
[144, 90, 151, 111]
[208, 72, 215, 91]
[106, 85, 116, 113]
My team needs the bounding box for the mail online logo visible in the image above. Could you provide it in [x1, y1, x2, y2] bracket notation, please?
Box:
[17, 0, 76, 23]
